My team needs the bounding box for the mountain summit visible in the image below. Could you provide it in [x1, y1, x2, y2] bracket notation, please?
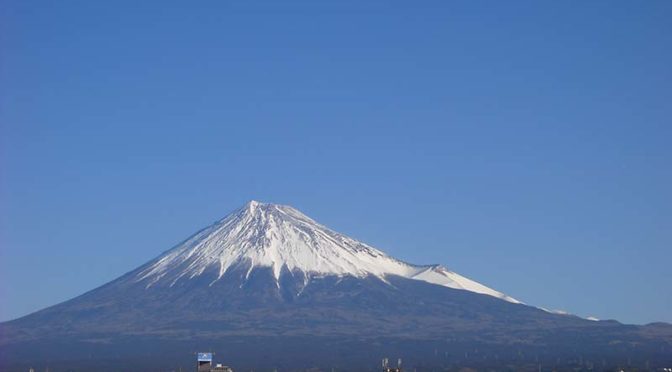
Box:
[2, 201, 671, 371]
[137, 200, 518, 303]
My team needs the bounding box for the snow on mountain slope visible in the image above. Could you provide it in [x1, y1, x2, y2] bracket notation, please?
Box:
[137, 201, 519, 303]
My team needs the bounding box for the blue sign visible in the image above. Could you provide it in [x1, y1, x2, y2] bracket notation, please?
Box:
[198, 352, 213, 362]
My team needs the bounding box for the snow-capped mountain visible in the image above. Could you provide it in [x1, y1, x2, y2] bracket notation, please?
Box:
[2, 200, 671, 371]
[137, 200, 519, 303]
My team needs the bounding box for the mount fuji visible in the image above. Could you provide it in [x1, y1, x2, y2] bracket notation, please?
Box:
[1, 201, 671, 371]
[137, 201, 518, 303]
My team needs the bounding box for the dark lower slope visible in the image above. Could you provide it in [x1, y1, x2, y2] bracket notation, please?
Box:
[2, 266, 671, 371]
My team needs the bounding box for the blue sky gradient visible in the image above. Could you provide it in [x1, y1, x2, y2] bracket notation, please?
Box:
[1, 0, 671, 324]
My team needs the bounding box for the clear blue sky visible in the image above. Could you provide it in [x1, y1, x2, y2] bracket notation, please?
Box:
[1, 1, 670, 324]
